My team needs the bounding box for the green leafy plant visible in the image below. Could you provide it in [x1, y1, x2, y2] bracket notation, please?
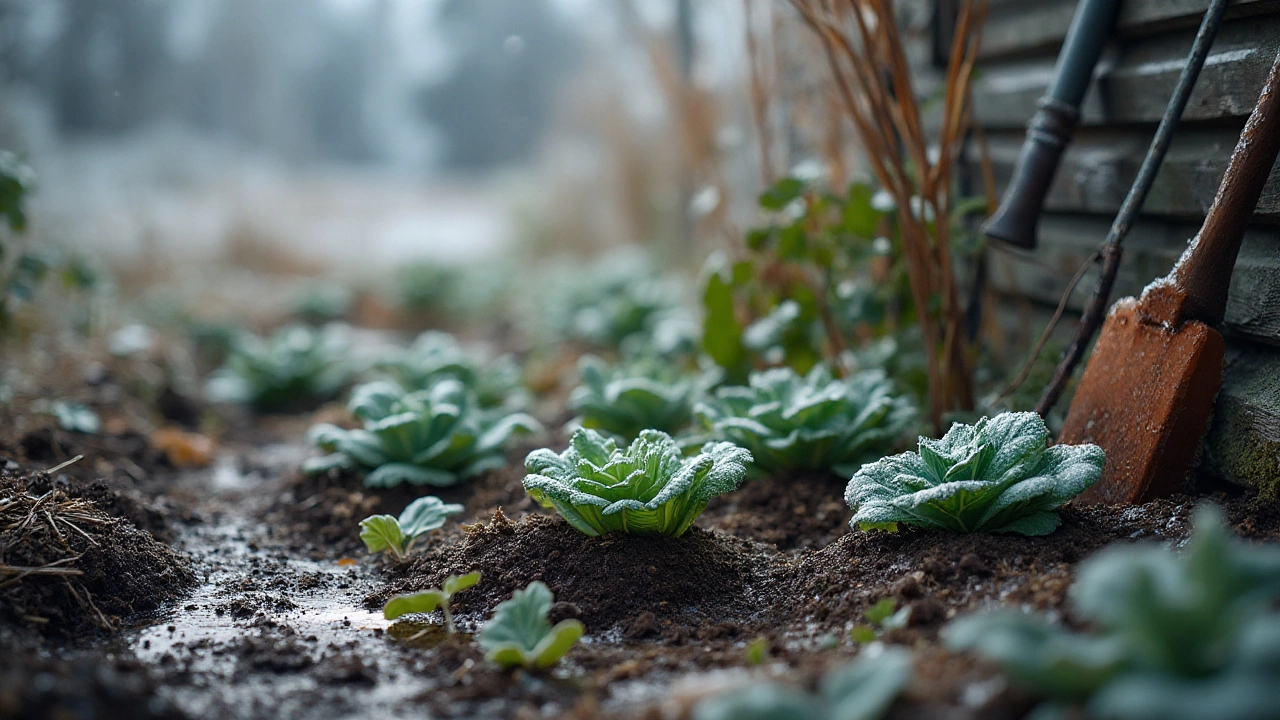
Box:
[945, 505, 1280, 719]
[539, 248, 695, 354]
[568, 355, 715, 440]
[377, 331, 527, 411]
[206, 323, 354, 412]
[477, 581, 585, 670]
[846, 412, 1103, 536]
[523, 428, 751, 537]
[383, 571, 481, 635]
[694, 365, 914, 476]
[849, 597, 911, 644]
[1, 150, 34, 234]
[694, 644, 913, 720]
[305, 380, 540, 488]
[359, 495, 464, 561]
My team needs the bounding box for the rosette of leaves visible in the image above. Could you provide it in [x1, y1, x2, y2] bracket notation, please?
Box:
[944, 505, 1280, 719]
[568, 355, 715, 440]
[377, 331, 527, 410]
[359, 495, 464, 560]
[478, 581, 585, 670]
[305, 380, 540, 488]
[206, 323, 353, 412]
[845, 411, 1103, 536]
[522, 428, 751, 537]
[694, 644, 913, 720]
[694, 365, 914, 476]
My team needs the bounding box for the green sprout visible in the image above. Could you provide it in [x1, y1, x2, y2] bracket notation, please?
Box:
[478, 581, 585, 670]
[522, 428, 752, 537]
[846, 411, 1104, 536]
[568, 354, 714, 440]
[848, 597, 911, 644]
[206, 323, 353, 412]
[383, 571, 481, 635]
[945, 505, 1280, 720]
[305, 380, 540, 488]
[359, 496, 464, 561]
[694, 644, 913, 720]
[694, 365, 914, 476]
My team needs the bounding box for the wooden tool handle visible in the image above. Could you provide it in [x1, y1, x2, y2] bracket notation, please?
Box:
[1162, 50, 1280, 327]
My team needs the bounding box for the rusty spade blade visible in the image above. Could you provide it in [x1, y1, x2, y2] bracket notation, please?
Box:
[1060, 48, 1280, 505]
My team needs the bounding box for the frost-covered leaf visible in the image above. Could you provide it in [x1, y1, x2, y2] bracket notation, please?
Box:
[205, 323, 353, 412]
[846, 412, 1103, 536]
[695, 365, 914, 475]
[478, 581, 585, 670]
[374, 331, 528, 411]
[694, 645, 912, 720]
[523, 428, 751, 537]
[945, 505, 1280, 719]
[569, 354, 716, 440]
[304, 380, 540, 488]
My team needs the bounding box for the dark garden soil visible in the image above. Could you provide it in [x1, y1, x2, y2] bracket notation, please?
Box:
[370, 510, 782, 633]
[4, 372, 1280, 719]
[698, 470, 851, 551]
[0, 469, 196, 637]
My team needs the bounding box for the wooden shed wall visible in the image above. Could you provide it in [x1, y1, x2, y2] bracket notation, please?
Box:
[966, 0, 1280, 491]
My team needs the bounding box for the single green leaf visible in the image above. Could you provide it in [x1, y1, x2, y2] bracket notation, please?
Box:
[383, 590, 445, 620]
[443, 571, 481, 597]
[359, 515, 405, 557]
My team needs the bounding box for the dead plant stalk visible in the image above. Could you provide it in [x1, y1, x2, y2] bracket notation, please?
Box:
[788, 0, 987, 428]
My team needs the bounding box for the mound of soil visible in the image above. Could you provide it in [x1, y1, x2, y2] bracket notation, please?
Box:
[699, 472, 851, 551]
[369, 511, 779, 632]
[0, 471, 195, 635]
[774, 493, 1280, 636]
[262, 453, 541, 558]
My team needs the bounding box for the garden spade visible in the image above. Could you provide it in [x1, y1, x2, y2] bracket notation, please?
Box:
[1060, 49, 1280, 505]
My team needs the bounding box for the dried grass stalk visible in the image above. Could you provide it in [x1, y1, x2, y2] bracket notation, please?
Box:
[788, 0, 987, 427]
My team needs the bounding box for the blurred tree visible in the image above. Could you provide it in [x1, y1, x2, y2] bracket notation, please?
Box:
[420, 0, 578, 171]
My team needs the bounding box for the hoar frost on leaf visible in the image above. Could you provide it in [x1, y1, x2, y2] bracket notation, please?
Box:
[694, 365, 914, 476]
[568, 354, 715, 440]
[845, 411, 1103, 536]
[522, 428, 751, 537]
[305, 380, 540, 488]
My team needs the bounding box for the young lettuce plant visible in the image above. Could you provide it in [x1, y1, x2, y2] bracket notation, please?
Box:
[383, 571, 481, 635]
[694, 365, 914, 476]
[694, 644, 913, 720]
[359, 495, 464, 561]
[305, 380, 540, 488]
[376, 331, 528, 411]
[523, 428, 752, 537]
[568, 354, 715, 440]
[845, 412, 1103, 536]
[944, 505, 1280, 720]
[478, 581, 585, 670]
[206, 323, 353, 412]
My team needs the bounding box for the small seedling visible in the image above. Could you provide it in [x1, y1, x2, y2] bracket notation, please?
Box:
[745, 636, 770, 666]
[694, 644, 913, 720]
[359, 496, 464, 561]
[849, 598, 911, 643]
[695, 365, 914, 476]
[383, 571, 481, 635]
[847, 412, 1104, 536]
[523, 428, 752, 537]
[477, 581, 585, 670]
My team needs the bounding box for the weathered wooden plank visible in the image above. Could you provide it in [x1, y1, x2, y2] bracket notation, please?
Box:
[973, 126, 1280, 221]
[982, 0, 1279, 60]
[986, 215, 1280, 345]
[973, 16, 1279, 127]
[1204, 347, 1280, 494]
